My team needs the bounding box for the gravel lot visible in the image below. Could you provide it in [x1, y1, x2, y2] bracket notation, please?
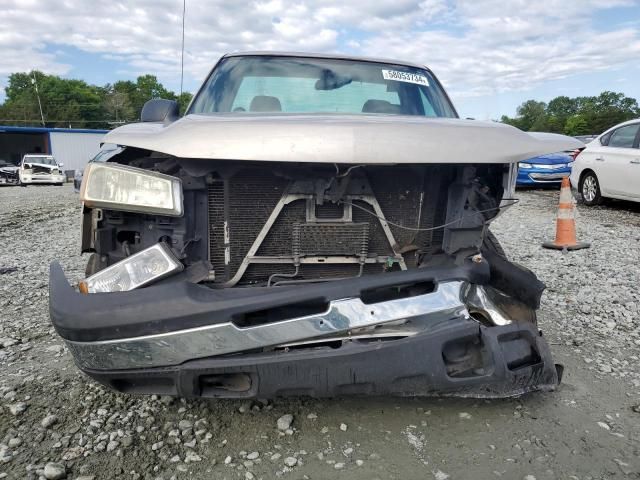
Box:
[1, 184, 639, 480]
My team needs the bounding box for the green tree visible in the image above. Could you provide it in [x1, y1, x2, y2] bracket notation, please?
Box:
[510, 100, 548, 131]
[586, 91, 639, 133]
[0, 71, 110, 128]
[501, 92, 640, 134]
[128, 75, 176, 118]
[177, 92, 193, 116]
[0, 71, 192, 128]
[564, 114, 589, 136]
[545, 96, 578, 132]
[113, 76, 189, 119]
[530, 114, 549, 132]
[103, 87, 135, 125]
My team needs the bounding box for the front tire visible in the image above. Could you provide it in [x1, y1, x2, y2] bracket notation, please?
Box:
[579, 171, 602, 206]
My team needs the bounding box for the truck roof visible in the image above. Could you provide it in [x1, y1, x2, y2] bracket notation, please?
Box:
[223, 51, 430, 71]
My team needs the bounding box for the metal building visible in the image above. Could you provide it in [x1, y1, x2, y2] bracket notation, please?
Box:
[0, 125, 108, 173]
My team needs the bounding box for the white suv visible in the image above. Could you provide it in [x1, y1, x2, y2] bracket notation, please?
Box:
[570, 119, 640, 205]
[19, 154, 65, 186]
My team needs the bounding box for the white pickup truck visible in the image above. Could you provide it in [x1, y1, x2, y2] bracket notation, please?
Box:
[19, 154, 65, 186]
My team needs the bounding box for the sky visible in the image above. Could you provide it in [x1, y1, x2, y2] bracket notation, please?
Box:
[0, 0, 639, 120]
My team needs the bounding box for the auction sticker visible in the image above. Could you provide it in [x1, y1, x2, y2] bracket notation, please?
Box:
[382, 70, 429, 86]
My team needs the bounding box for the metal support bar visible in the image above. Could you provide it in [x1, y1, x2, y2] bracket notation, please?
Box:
[347, 195, 407, 270]
[221, 193, 310, 287]
[246, 255, 392, 265]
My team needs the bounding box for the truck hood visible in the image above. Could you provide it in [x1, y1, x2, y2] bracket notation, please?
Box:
[23, 162, 58, 171]
[103, 114, 584, 165]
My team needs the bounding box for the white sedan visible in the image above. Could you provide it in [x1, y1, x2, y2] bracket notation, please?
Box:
[570, 119, 640, 205]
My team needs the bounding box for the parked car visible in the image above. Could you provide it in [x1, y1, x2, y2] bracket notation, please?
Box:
[0, 159, 19, 185]
[570, 119, 640, 205]
[73, 169, 83, 192]
[516, 151, 575, 187]
[574, 134, 598, 144]
[19, 154, 65, 186]
[49, 52, 583, 399]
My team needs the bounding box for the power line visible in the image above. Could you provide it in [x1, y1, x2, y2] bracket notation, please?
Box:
[0, 118, 125, 123]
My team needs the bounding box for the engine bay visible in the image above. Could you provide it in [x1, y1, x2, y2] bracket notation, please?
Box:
[82, 151, 511, 288]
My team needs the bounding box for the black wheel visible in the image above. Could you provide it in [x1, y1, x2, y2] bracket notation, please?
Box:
[579, 171, 602, 206]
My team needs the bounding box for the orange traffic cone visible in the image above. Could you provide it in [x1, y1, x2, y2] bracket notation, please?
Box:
[542, 178, 590, 251]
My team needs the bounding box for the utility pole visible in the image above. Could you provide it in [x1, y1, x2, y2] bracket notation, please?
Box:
[31, 72, 45, 127]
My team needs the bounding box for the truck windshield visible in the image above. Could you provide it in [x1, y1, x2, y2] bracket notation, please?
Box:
[188, 56, 457, 118]
[24, 156, 56, 165]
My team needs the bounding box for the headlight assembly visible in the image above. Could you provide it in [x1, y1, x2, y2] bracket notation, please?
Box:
[79, 243, 183, 293]
[80, 162, 183, 216]
[518, 162, 532, 169]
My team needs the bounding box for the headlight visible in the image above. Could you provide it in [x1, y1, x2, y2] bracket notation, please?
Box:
[79, 243, 183, 293]
[80, 163, 183, 216]
[518, 162, 532, 169]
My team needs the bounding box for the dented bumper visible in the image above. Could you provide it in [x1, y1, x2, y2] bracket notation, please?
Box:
[80, 321, 560, 399]
[49, 259, 561, 398]
[20, 173, 65, 184]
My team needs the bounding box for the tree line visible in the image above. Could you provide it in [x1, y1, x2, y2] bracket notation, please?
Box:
[0, 71, 192, 129]
[500, 91, 640, 136]
[1, 71, 638, 135]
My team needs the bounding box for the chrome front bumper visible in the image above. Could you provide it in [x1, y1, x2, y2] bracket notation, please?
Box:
[65, 281, 468, 370]
[21, 174, 65, 183]
[50, 259, 561, 398]
[528, 172, 570, 182]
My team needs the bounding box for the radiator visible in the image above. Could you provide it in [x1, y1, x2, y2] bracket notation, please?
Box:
[207, 165, 451, 285]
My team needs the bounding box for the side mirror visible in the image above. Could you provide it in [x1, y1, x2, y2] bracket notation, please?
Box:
[140, 99, 179, 124]
[58, 162, 64, 167]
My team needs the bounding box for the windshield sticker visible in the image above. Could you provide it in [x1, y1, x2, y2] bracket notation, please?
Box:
[382, 70, 429, 86]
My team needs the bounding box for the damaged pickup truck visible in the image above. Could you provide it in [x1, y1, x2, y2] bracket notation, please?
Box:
[19, 154, 65, 186]
[0, 159, 19, 185]
[49, 53, 583, 399]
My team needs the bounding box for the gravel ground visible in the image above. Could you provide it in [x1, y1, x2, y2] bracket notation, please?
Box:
[1, 184, 639, 480]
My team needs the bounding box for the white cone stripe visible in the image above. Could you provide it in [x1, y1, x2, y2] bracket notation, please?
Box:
[559, 187, 573, 204]
[557, 209, 575, 220]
